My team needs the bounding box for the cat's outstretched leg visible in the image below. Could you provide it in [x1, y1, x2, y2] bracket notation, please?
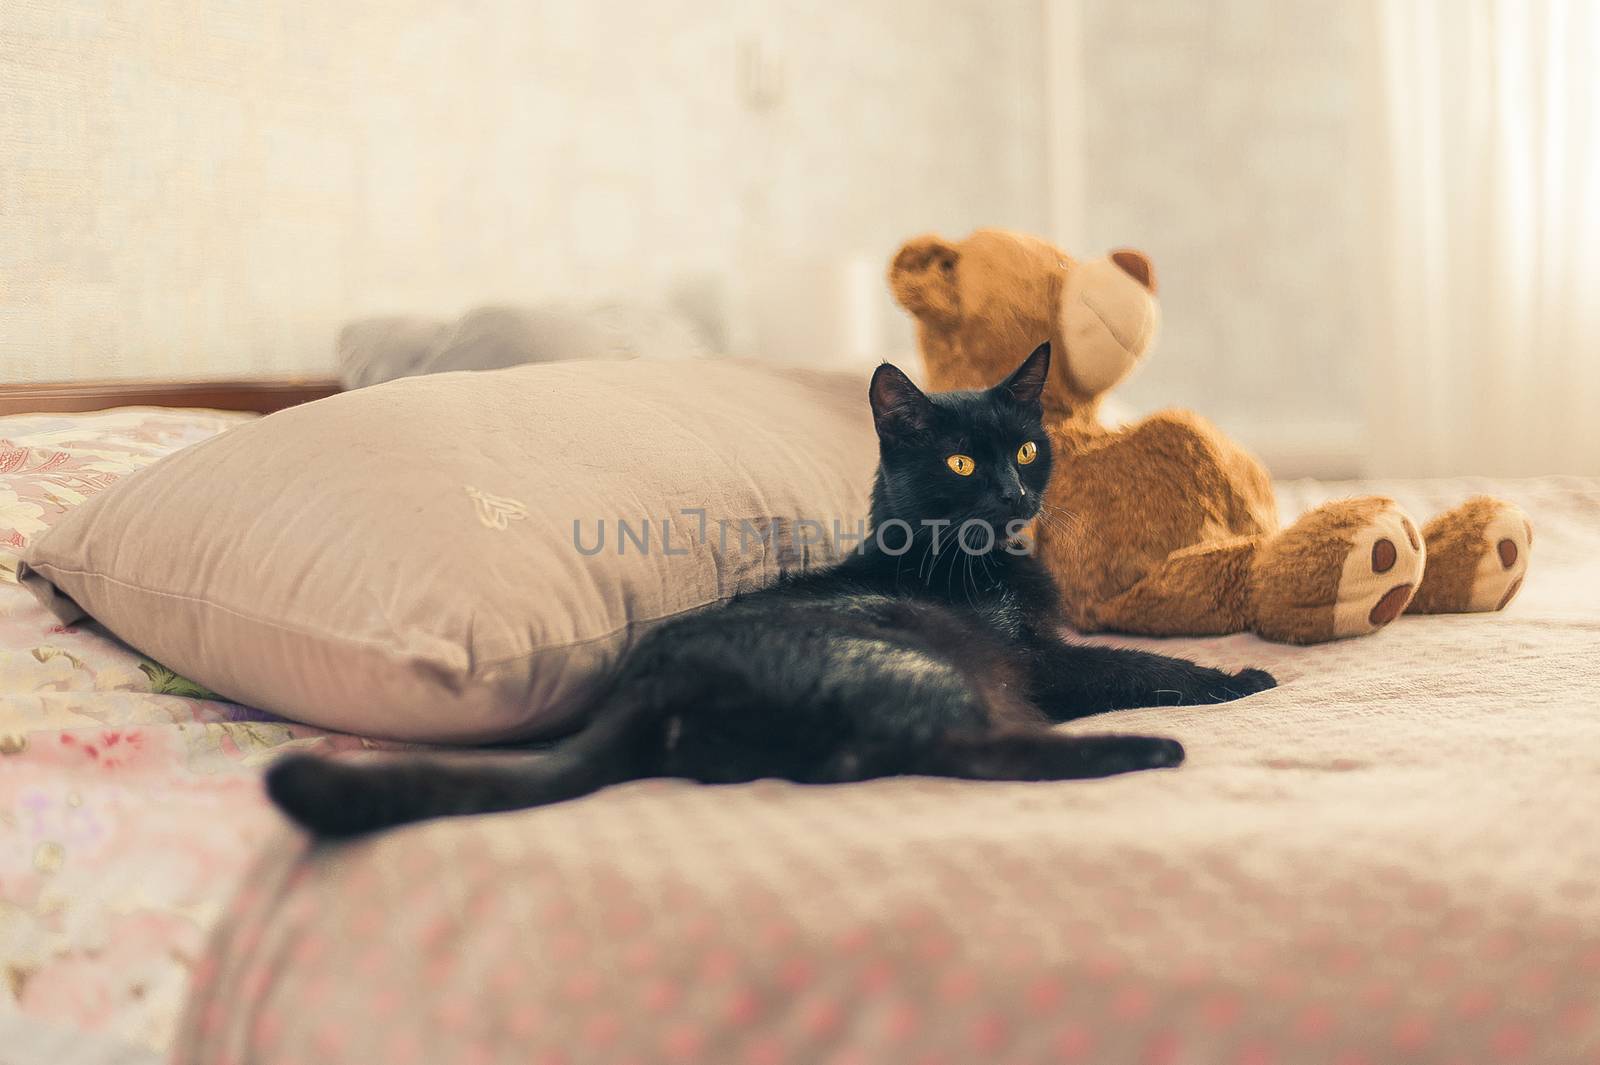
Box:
[909, 731, 1185, 780]
[1022, 636, 1276, 721]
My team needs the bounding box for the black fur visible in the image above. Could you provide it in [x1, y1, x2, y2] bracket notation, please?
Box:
[269, 343, 1275, 837]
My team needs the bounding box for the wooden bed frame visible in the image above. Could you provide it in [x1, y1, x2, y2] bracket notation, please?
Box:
[0, 377, 342, 417]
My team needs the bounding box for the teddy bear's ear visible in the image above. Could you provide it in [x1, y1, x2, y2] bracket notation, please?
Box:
[1110, 249, 1157, 294]
[888, 236, 962, 328]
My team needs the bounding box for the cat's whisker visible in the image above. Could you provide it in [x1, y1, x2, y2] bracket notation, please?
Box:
[916, 530, 938, 586]
[1032, 503, 1118, 568]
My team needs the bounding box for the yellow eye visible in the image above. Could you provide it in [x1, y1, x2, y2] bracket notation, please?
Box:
[946, 454, 975, 476]
[1017, 441, 1038, 465]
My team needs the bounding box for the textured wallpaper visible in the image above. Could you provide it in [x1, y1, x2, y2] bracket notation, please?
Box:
[1, 0, 1046, 381]
[1075, 0, 1368, 472]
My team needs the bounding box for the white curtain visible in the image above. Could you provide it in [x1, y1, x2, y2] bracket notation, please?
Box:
[1369, 0, 1600, 476]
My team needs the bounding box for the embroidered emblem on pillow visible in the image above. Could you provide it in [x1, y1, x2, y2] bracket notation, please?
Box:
[465, 486, 528, 530]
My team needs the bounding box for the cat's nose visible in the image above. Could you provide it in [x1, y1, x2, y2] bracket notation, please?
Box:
[998, 469, 1027, 504]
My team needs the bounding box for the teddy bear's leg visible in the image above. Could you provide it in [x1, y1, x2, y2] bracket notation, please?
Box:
[1250, 497, 1426, 643]
[1405, 497, 1532, 614]
[1086, 535, 1264, 637]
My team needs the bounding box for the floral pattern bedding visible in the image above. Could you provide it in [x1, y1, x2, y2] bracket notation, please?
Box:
[0, 409, 395, 1057]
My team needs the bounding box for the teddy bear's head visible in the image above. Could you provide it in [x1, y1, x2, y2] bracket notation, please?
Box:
[888, 228, 1159, 423]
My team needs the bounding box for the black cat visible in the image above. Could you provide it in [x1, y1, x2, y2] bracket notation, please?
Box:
[269, 343, 1274, 837]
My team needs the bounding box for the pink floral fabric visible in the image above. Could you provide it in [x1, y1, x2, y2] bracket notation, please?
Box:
[0, 409, 404, 1056]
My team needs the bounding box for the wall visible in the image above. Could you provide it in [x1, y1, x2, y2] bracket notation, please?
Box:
[1071, 0, 1368, 475]
[1, 0, 1046, 381]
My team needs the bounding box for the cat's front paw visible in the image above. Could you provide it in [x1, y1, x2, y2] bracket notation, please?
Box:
[1232, 668, 1277, 694]
[1138, 736, 1187, 769]
[1206, 667, 1277, 703]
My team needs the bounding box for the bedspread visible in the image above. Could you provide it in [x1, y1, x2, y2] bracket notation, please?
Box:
[174, 476, 1600, 1065]
[6, 409, 1598, 1064]
[0, 409, 399, 1061]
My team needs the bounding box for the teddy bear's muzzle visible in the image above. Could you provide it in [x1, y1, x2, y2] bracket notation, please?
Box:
[1056, 254, 1162, 397]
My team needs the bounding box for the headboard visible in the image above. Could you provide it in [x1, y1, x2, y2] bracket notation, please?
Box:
[0, 378, 342, 417]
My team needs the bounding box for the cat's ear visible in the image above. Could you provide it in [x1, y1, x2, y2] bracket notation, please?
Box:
[995, 342, 1051, 406]
[869, 363, 935, 440]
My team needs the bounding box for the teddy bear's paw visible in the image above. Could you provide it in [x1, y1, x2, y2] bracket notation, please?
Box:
[1409, 499, 1531, 614]
[1331, 504, 1426, 638]
[1466, 502, 1531, 611]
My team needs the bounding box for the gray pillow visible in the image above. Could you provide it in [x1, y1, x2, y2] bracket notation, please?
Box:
[338, 302, 713, 389]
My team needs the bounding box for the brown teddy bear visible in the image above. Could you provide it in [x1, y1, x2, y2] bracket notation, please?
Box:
[889, 228, 1531, 643]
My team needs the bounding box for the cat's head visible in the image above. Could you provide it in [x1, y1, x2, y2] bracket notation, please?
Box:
[868, 342, 1053, 546]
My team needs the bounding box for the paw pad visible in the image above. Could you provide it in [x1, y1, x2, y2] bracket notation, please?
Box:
[1497, 577, 1523, 611]
[1368, 584, 1413, 626]
[1497, 539, 1518, 568]
[1333, 505, 1426, 637]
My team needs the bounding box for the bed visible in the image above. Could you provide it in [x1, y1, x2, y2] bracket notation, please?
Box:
[3, 406, 1598, 1064]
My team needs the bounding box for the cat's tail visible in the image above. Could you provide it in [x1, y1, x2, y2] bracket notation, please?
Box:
[265, 700, 650, 839]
